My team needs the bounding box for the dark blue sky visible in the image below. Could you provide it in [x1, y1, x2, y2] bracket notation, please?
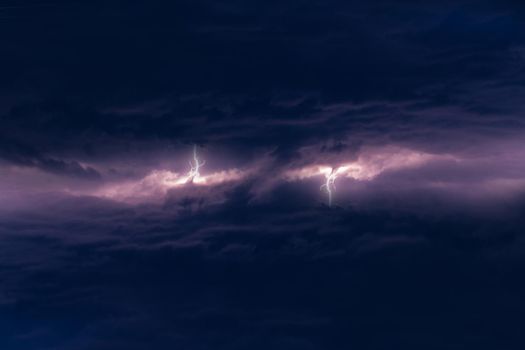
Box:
[1, 1, 525, 349]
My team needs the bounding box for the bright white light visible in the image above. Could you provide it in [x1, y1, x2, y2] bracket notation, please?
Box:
[320, 166, 349, 207]
[187, 145, 205, 183]
[321, 168, 336, 207]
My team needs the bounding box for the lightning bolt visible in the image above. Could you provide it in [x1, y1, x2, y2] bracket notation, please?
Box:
[320, 168, 337, 207]
[187, 145, 205, 183]
[320, 166, 349, 207]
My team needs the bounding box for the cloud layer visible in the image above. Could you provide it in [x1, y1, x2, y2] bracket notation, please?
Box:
[2, 1, 525, 349]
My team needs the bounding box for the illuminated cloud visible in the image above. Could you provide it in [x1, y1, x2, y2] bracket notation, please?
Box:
[95, 168, 247, 203]
[284, 146, 451, 182]
[89, 145, 249, 203]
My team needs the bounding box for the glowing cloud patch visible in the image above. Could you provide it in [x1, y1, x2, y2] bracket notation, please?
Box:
[94, 146, 247, 203]
[284, 146, 452, 206]
[96, 168, 247, 203]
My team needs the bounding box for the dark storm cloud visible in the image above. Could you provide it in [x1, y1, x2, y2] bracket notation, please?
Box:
[1, 187, 525, 349]
[1, 0, 525, 159]
[0, 136, 101, 180]
[0, 1, 523, 217]
[1, 0, 524, 211]
[2, 0, 525, 349]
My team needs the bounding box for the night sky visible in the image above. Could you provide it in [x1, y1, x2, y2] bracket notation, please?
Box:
[2, 1, 525, 349]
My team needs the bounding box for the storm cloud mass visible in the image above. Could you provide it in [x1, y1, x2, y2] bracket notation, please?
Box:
[1, 0, 525, 349]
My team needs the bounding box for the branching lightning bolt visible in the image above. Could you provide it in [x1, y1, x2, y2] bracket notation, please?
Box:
[187, 145, 205, 183]
[320, 166, 349, 207]
[321, 168, 338, 207]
